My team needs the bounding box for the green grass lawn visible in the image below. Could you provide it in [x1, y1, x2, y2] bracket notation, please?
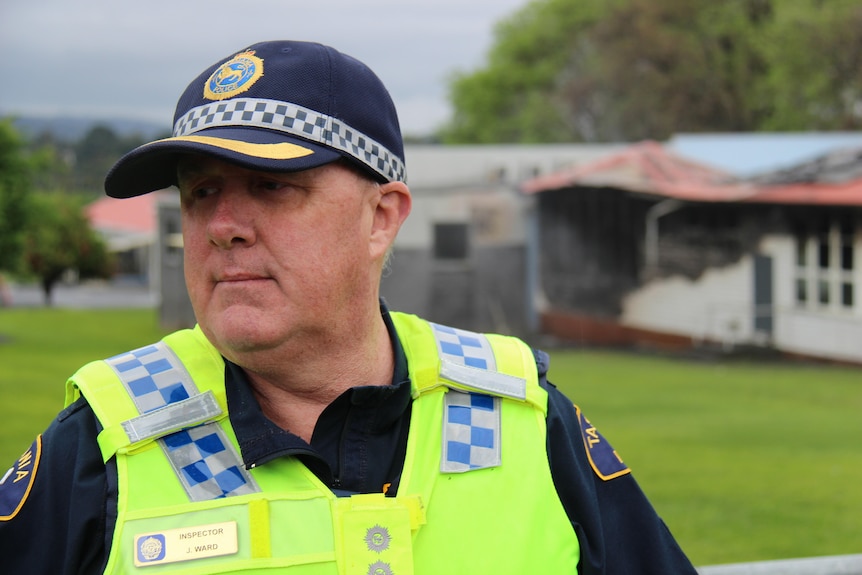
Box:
[548, 348, 862, 566]
[1, 307, 860, 567]
[0, 308, 170, 466]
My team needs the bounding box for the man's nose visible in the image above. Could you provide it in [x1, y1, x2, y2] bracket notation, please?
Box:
[206, 187, 256, 249]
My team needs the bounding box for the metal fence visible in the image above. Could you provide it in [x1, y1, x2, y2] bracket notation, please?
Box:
[698, 555, 862, 575]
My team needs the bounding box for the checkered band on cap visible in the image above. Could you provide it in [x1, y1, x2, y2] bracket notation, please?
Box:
[105, 342, 259, 501]
[441, 391, 501, 473]
[174, 97, 406, 183]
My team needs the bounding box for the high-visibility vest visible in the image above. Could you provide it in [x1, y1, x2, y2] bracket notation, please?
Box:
[66, 311, 579, 574]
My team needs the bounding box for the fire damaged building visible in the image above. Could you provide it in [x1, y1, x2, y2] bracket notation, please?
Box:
[523, 141, 862, 364]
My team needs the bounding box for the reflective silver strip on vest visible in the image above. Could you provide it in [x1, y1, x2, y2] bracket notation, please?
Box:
[121, 391, 222, 444]
[430, 323, 513, 472]
[430, 323, 527, 400]
[439, 361, 527, 401]
[105, 342, 260, 500]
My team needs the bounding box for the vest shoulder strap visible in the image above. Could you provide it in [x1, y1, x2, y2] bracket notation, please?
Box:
[66, 326, 228, 462]
[389, 311, 547, 413]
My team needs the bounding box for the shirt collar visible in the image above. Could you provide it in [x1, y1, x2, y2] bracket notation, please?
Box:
[225, 300, 411, 468]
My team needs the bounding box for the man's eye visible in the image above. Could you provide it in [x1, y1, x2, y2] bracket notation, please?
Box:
[192, 187, 217, 199]
[180, 186, 215, 205]
[258, 180, 285, 192]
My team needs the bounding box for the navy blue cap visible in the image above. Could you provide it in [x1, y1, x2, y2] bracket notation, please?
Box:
[105, 40, 405, 198]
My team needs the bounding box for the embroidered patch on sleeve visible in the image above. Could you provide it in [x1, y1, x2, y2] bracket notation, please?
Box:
[0, 435, 42, 520]
[575, 407, 630, 481]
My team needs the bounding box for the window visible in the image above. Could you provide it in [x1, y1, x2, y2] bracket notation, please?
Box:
[433, 223, 469, 260]
[842, 282, 854, 307]
[795, 235, 807, 267]
[818, 279, 830, 305]
[795, 277, 807, 304]
[794, 219, 856, 311]
[841, 219, 854, 271]
[818, 239, 830, 269]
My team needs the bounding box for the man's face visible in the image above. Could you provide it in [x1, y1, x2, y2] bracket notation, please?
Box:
[177, 156, 382, 365]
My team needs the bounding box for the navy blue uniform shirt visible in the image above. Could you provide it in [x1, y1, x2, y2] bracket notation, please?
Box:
[0, 309, 697, 574]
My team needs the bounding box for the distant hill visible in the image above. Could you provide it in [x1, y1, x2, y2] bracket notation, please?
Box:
[5, 114, 170, 142]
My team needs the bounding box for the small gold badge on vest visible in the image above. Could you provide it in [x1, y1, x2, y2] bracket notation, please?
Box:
[133, 521, 238, 567]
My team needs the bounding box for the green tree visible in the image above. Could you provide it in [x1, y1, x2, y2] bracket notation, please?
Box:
[0, 119, 33, 275]
[441, 0, 610, 143]
[442, 0, 859, 143]
[73, 125, 129, 192]
[23, 193, 114, 306]
[557, 0, 773, 141]
[24, 124, 149, 194]
[761, 0, 862, 130]
[27, 130, 75, 192]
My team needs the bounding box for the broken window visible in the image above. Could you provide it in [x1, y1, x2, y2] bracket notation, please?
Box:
[794, 219, 856, 311]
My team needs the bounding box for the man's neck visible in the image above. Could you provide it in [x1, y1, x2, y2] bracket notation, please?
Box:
[237, 313, 395, 442]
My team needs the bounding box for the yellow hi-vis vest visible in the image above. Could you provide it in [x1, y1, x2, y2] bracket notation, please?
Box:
[65, 312, 579, 574]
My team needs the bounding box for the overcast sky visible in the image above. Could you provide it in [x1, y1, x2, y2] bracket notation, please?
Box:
[0, 0, 529, 136]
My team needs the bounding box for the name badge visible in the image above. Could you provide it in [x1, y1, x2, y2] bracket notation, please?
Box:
[134, 521, 238, 567]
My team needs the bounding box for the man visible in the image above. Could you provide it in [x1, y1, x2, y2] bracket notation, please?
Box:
[0, 40, 698, 574]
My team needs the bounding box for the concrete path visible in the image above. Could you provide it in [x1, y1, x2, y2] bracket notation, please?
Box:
[3, 280, 157, 309]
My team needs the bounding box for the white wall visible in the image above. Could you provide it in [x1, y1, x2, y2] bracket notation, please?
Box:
[621, 257, 755, 349]
[403, 144, 622, 188]
[621, 233, 862, 364]
[397, 187, 528, 250]
[775, 311, 862, 363]
[763, 234, 862, 364]
[396, 144, 622, 251]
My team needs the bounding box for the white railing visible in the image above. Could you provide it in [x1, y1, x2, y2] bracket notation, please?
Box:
[698, 554, 862, 575]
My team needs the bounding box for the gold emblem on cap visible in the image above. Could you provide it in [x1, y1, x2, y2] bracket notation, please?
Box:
[204, 50, 264, 101]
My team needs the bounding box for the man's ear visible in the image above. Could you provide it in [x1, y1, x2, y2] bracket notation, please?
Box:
[370, 181, 412, 259]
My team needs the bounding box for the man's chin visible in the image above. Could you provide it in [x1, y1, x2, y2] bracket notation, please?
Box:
[200, 310, 283, 355]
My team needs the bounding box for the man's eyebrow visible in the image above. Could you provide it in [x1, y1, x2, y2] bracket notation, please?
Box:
[176, 161, 205, 182]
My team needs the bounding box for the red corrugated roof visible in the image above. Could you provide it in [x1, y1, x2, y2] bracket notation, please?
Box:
[744, 180, 862, 205]
[521, 140, 862, 206]
[85, 192, 160, 234]
[521, 141, 754, 200]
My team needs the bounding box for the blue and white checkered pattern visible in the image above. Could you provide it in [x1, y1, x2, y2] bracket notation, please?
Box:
[174, 97, 406, 183]
[430, 323, 504, 472]
[162, 423, 258, 500]
[431, 323, 497, 371]
[441, 391, 501, 473]
[106, 342, 259, 501]
[107, 343, 197, 414]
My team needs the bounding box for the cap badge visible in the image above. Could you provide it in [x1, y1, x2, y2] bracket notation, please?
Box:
[203, 50, 264, 101]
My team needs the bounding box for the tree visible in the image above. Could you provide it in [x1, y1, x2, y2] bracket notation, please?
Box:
[73, 125, 146, 192]
[557, 0, 773, 141]
[23, 193, 114, 306]
[0, 119, 33, 275]
[27, 130, 75, 192]
[442, 0, 859, 143]
[441, 0, 610, 143]
[761, 0, 862, 130]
